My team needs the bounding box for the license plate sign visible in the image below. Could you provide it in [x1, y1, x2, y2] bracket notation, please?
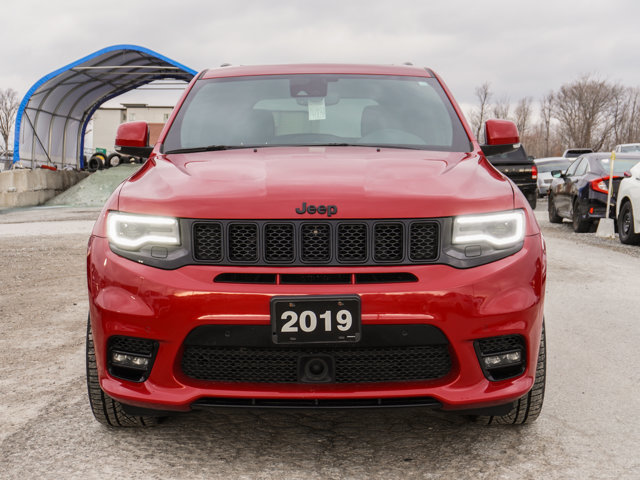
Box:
[271, 295, 361, 344]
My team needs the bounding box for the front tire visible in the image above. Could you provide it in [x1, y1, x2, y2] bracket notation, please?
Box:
[548, 195, 563, 223]
[86, 315, 161, 427]
[618, 201, 640, 245]
[473, 323, 546, 425]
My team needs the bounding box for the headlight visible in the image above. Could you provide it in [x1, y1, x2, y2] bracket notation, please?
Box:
[441, 209, 526, 268]
[107, 212, 180, 250]
[452, 210, 525, 248]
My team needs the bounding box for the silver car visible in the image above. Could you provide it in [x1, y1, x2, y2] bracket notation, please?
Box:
[534, 157, 573, 196]
[614, 143, 640, 154]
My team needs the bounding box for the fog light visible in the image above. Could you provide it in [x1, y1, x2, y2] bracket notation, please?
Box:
[482, 350, 522, 368]
[112, 352, 128, 363]
[111, 351, 150, 370]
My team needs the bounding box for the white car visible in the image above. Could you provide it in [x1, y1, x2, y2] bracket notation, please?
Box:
[614, 143, 640, 154]
[616, 161, 640, 244]
[534, 157, 572, 196]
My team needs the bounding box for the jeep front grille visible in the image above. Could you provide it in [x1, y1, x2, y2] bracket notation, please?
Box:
[192, 219, 439, 266]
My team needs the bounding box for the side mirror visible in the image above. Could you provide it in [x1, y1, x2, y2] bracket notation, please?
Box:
[115, 121, 153, 158]
[551, 170, 563, 178]
[480, 119, 520, 156]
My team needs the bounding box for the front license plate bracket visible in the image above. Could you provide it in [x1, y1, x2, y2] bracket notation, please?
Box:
[270, 295, 361, 344]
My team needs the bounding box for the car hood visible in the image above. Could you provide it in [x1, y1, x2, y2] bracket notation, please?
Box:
[117, 147, 514, 219]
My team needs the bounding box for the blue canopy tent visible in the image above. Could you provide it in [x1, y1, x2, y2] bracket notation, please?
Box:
[13, 45, 197, 168]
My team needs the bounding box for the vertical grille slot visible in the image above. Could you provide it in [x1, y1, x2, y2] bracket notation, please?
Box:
[265, 223, 295, 262]
[409, 222, 439, 260]
[374, 223, 403, 261]
[193, 223, 223, 261]
[301, 223, 331, 262]
[229, 224, 258, 262]
[338, 224, 367, 262]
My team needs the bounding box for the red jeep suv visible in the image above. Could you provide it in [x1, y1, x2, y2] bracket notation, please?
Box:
[86, 64, 546, 427]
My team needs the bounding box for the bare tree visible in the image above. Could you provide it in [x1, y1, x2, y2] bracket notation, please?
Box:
[492, 96, 511, 120]
[540, 92, 554, 157]
[469, 82, 492, 141]
[0, 88, 19, 155]
[513, 97, 533, 138]
[553, 75, 620, 151]
[609, 86, 640, 148]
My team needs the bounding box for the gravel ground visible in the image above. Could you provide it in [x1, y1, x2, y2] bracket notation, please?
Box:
[0, 201, 638, 479]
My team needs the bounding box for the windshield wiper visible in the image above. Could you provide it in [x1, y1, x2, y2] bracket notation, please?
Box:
[164, 145, 246, 154]
[302, 143, 429, 150]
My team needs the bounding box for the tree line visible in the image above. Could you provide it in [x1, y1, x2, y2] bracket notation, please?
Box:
[2, 78, 639, 161]
[467, 75, 640, 158]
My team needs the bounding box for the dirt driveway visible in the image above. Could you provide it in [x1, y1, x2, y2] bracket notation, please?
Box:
[0, 204, 638, 479]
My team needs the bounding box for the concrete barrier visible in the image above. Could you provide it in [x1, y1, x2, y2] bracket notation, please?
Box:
[0, 169, 90, 208]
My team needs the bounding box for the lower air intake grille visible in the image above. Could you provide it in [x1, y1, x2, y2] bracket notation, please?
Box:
[476, 335, 525, 355]
[181, 345, 451, 384]
[108, 336, 155, 356]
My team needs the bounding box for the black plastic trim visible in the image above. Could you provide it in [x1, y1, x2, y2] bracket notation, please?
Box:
[213, 272, 418, 285]
[473, 334, 527, 382]
[184, 324, 448, 348]
[191, 396, 442, 409]
[449, 401, 516, 417]
[106, 336, 159, 383]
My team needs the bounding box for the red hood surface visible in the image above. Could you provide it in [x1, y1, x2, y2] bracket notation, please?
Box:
[117, 147, 514, 219]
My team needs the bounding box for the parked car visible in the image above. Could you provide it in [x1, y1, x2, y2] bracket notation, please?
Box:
[616, 161, 640, 244]
[486, 145, 538, 208]
[614, 143, 640, 154]
[86, 63, 547, 428]
[563, 148, 593, 158]
[548, 152, 640, 232]
[534, 157, 572, 196]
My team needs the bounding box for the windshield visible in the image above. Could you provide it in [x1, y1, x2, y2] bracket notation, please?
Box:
[618, 144, 640, 153]
[536, 160, 572, 172]
[163, 74, 471, 153]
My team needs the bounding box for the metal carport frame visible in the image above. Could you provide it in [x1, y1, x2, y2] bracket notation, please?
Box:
[13, 44, 197, 169]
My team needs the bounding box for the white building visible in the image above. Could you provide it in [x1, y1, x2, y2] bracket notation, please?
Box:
[89, 104, 174, 153]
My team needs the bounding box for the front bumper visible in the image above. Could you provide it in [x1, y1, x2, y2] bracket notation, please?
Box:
[87, 233, 546, 413]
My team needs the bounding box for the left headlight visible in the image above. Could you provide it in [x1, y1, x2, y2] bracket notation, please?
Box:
[452, 210, 525, 248]
[441, 209, 526, 268]
[107, 212, 180, 250]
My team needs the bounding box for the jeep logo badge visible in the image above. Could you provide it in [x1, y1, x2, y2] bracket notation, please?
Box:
[295, 202, 338, 217]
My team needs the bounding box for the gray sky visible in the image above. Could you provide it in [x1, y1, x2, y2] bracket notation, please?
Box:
[3, 0, 640, 114]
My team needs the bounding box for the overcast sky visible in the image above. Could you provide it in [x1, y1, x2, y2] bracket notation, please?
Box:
[3, 0, 640, 115]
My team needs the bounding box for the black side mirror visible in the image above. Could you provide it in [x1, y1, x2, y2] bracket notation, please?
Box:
[551, 170, 563, 178]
